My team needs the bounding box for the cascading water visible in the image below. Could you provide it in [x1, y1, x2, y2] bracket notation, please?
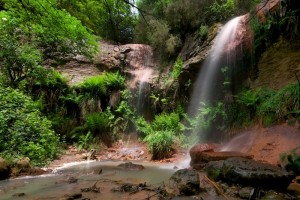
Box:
[188, 16, 244, 142]
[136, 68, 153, 117]
[127, 45, 154, 119]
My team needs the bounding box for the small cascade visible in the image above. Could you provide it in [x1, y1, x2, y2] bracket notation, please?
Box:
[136, 68, 153, 116]
[188, 16, 247, 142]
[128, 45, 154, 120]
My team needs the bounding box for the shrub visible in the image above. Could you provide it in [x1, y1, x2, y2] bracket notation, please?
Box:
[257, 83, 300, 125]
[136, 111, 187, 159]
[198, 24, 209, 39]
[143, 130, 175, 160]
[75, 72, 125, 97]
[72, 111, 115, 147]
[0, 86, 61, 166]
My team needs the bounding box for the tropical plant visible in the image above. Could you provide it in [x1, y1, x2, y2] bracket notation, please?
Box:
[171, 57, 183, 80]
[136, 111, 187, 159]
[71, 111, 114, 147]
[0, 86, 61, 166]
[143, 130, 175, 160]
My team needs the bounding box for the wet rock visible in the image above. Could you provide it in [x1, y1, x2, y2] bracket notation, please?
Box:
[117, 162, 144, 170]
[0, 157, 11, 180]
[205, 157, 295, 191]
[165, 169, 200, 196]
[238, 187, 254, 199]
[29, 167, 47, 176]
[81, 182, 100, 193]
[189, 143, 216, 169]
[61, 193, 82, 200]
[12, 192, 25, 197]
[261, 191, 285, 200]
[287, 176, 300, 195]
[67, 177, 78, 184]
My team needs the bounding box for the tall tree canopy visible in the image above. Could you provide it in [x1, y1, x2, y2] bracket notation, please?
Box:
[58, 0, 137, 43]
[0, 0, 97, 87]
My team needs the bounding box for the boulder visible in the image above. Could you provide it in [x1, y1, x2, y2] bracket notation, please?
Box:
[0, 157, 11, 180]
[165, 169, 200, 196]
[205, 157, 295, 191]
[189, 143, 216, 169]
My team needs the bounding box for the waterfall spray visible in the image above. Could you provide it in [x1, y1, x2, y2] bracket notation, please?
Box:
[188, 16, 243, 142]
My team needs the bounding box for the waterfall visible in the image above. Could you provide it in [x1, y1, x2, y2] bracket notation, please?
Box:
[136, 68, 153, 116]
[188, 16, 243, 142]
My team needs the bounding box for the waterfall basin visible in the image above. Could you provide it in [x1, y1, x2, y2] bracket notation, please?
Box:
[0, 160, 179, 200]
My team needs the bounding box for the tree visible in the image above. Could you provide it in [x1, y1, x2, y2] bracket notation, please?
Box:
[0, 0, 97, 87]
[2, 0, 97, 58]
[58, 0, 136, 43]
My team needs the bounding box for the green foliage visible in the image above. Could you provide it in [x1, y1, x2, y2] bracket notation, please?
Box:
[75, 72, 125, 97]
[73, 72, 125, 117]
[113, 90, 136, 133]
[206, 0, 236, 23]
[0, 86, 61, 166]
[3, 0, 97, 58]
[222, 83, 300, 129]
[59, 0, 136, 43]
[0, 13, 42, 87]
[143, 131, 175, 160]
[72, 111, 114, 147]
[146, 19, 181, 57]
[191, 102, 225, 137]
[198, 24, 209, 39]
[136, 111, 187, 159]
[171, 57, 183, 80]
[85, 112, 111, 134]
[257, 83, 300, 125]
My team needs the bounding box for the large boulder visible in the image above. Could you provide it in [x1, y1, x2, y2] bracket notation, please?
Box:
[189, 143, 216, 169]
[205, 157, 295, 191]
[0, 157, 11, 180]
[165, 169, 200, 196]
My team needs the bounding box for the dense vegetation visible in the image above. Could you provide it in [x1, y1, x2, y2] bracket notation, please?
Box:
[0, 0, 299, 174]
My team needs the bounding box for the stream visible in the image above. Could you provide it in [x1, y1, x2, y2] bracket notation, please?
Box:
[0, 160, 182, 200]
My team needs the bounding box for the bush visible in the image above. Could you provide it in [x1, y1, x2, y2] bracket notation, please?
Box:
[143, 131, 175, 160]
[136, 112, 186, 159]
[0, 86, 61, 166]
[75, 72, 125, 97]
[72, 111, 115, 147]
[198, 24, 209, 39]
[257, 83, 300, 125]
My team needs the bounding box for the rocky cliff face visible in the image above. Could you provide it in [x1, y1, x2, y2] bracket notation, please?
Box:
[251, 36, 300, 90]
[95, 41, 157, 88]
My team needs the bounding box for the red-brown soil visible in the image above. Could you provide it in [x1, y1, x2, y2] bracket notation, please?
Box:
[49, 123, 300, 170]
[219, 123, 300, 166]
